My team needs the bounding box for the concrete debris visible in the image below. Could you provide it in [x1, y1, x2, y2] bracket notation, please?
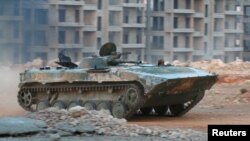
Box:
[172, 59, 250, 84]
[25, 106, 204, 139]
[0, 117, 46, 136]
[26, 106, 162, 136]
[48, 133, 61, 141]
[172, 59, 250, 76]
[54, 121, 96, 134]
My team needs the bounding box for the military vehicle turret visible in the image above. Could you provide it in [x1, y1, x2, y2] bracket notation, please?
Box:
[18, 42, 217, 119]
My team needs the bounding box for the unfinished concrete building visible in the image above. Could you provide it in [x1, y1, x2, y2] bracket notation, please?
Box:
[244, 0, 250, 61]
[21, 0, 145, 63]
[147, 0, 243, 63]
[0, 0, 22, 64]
[0, 0, 246, 64]
[22, 0, 50, 63]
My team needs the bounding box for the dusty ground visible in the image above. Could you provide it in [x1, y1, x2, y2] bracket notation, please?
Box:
[0, 135, 200, 141]
[131, 84, 250, 131]
[0, 60, 250, 135]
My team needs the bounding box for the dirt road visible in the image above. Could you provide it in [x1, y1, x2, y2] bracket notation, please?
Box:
[1, 82, 249, 133]
[131, 82, 250, 131]
[131, 104, 250, 131]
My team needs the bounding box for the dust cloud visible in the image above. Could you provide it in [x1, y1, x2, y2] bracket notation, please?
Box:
[0, 58, 58, 116]
[24, 58, 43, 68]
[0, 65, 25, 116]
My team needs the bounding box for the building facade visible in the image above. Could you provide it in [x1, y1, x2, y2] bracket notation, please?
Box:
[244, 0, 250, 61]
[21, 0, 145, 63]
[0, 0, 22, 64]
[0, 0, 247, 64]
[146, 0, 244, 64]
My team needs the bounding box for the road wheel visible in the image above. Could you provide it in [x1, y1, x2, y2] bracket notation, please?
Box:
[68, 101, 81, 109]
[83, 101, 96, 110]
[112, 102, 127, 119]
[36, 100, 49, 111]
[124, 87, 139, 108]
[97, 102, 111, 111]
[52, 100, 66, 109]
[19, 91, 33, 107]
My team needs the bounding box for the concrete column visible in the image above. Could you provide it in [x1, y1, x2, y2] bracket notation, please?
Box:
[102, 1, 109, 42]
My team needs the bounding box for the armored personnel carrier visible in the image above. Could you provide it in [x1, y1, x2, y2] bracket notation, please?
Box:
[18, 43, 217, 119]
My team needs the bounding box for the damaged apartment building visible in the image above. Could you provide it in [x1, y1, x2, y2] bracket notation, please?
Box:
[0, 0, 248, 64]
[147, 0, 244, 63]
[0, 0, 145, 64]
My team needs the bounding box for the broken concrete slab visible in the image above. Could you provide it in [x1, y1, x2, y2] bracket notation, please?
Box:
[0, 117, 46, 136]
[54, 121, 96, 134]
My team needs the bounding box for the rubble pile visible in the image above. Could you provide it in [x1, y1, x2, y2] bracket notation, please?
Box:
[172, 59, 250, 84]
[27, 106, 168, 137]
[173, 59, 250, 75]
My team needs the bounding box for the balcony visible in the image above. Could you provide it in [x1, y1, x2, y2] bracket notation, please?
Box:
[84, 4, 97, 10]
[84, 25, 96, 31]
[225, 11, 243, 15]
[52, 44, 83, 49]
[213, 50, 224, 55]
[122, 43, 145, 48]
[193, 31, 203, 37]
[213, 32, 224, 36]
[82, 46, 97, 52]
[170, 9, 195, 14]
[0, 38, 22, 44]
[151, 12, 165, 17]
[224, 47, 243, 52]
[0, 16, 22, 21]
[214, 13, 224, 18]
[172, 28, 194, 33]
[173, 47, 193, 52]
[193, 50, 205, 55]
[49, 0, 84, 6]
[224, 29, 243, 33]
[193, 12, 204, 18]
[123, 23, 145, 28]
[109, 26, 122, 31]
[109, 5, 122, 11]
[123, 3, 144, 8]
[57, 22, 84, 27]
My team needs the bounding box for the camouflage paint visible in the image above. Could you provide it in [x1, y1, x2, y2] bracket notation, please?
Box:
[20, 65, 217, 95]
